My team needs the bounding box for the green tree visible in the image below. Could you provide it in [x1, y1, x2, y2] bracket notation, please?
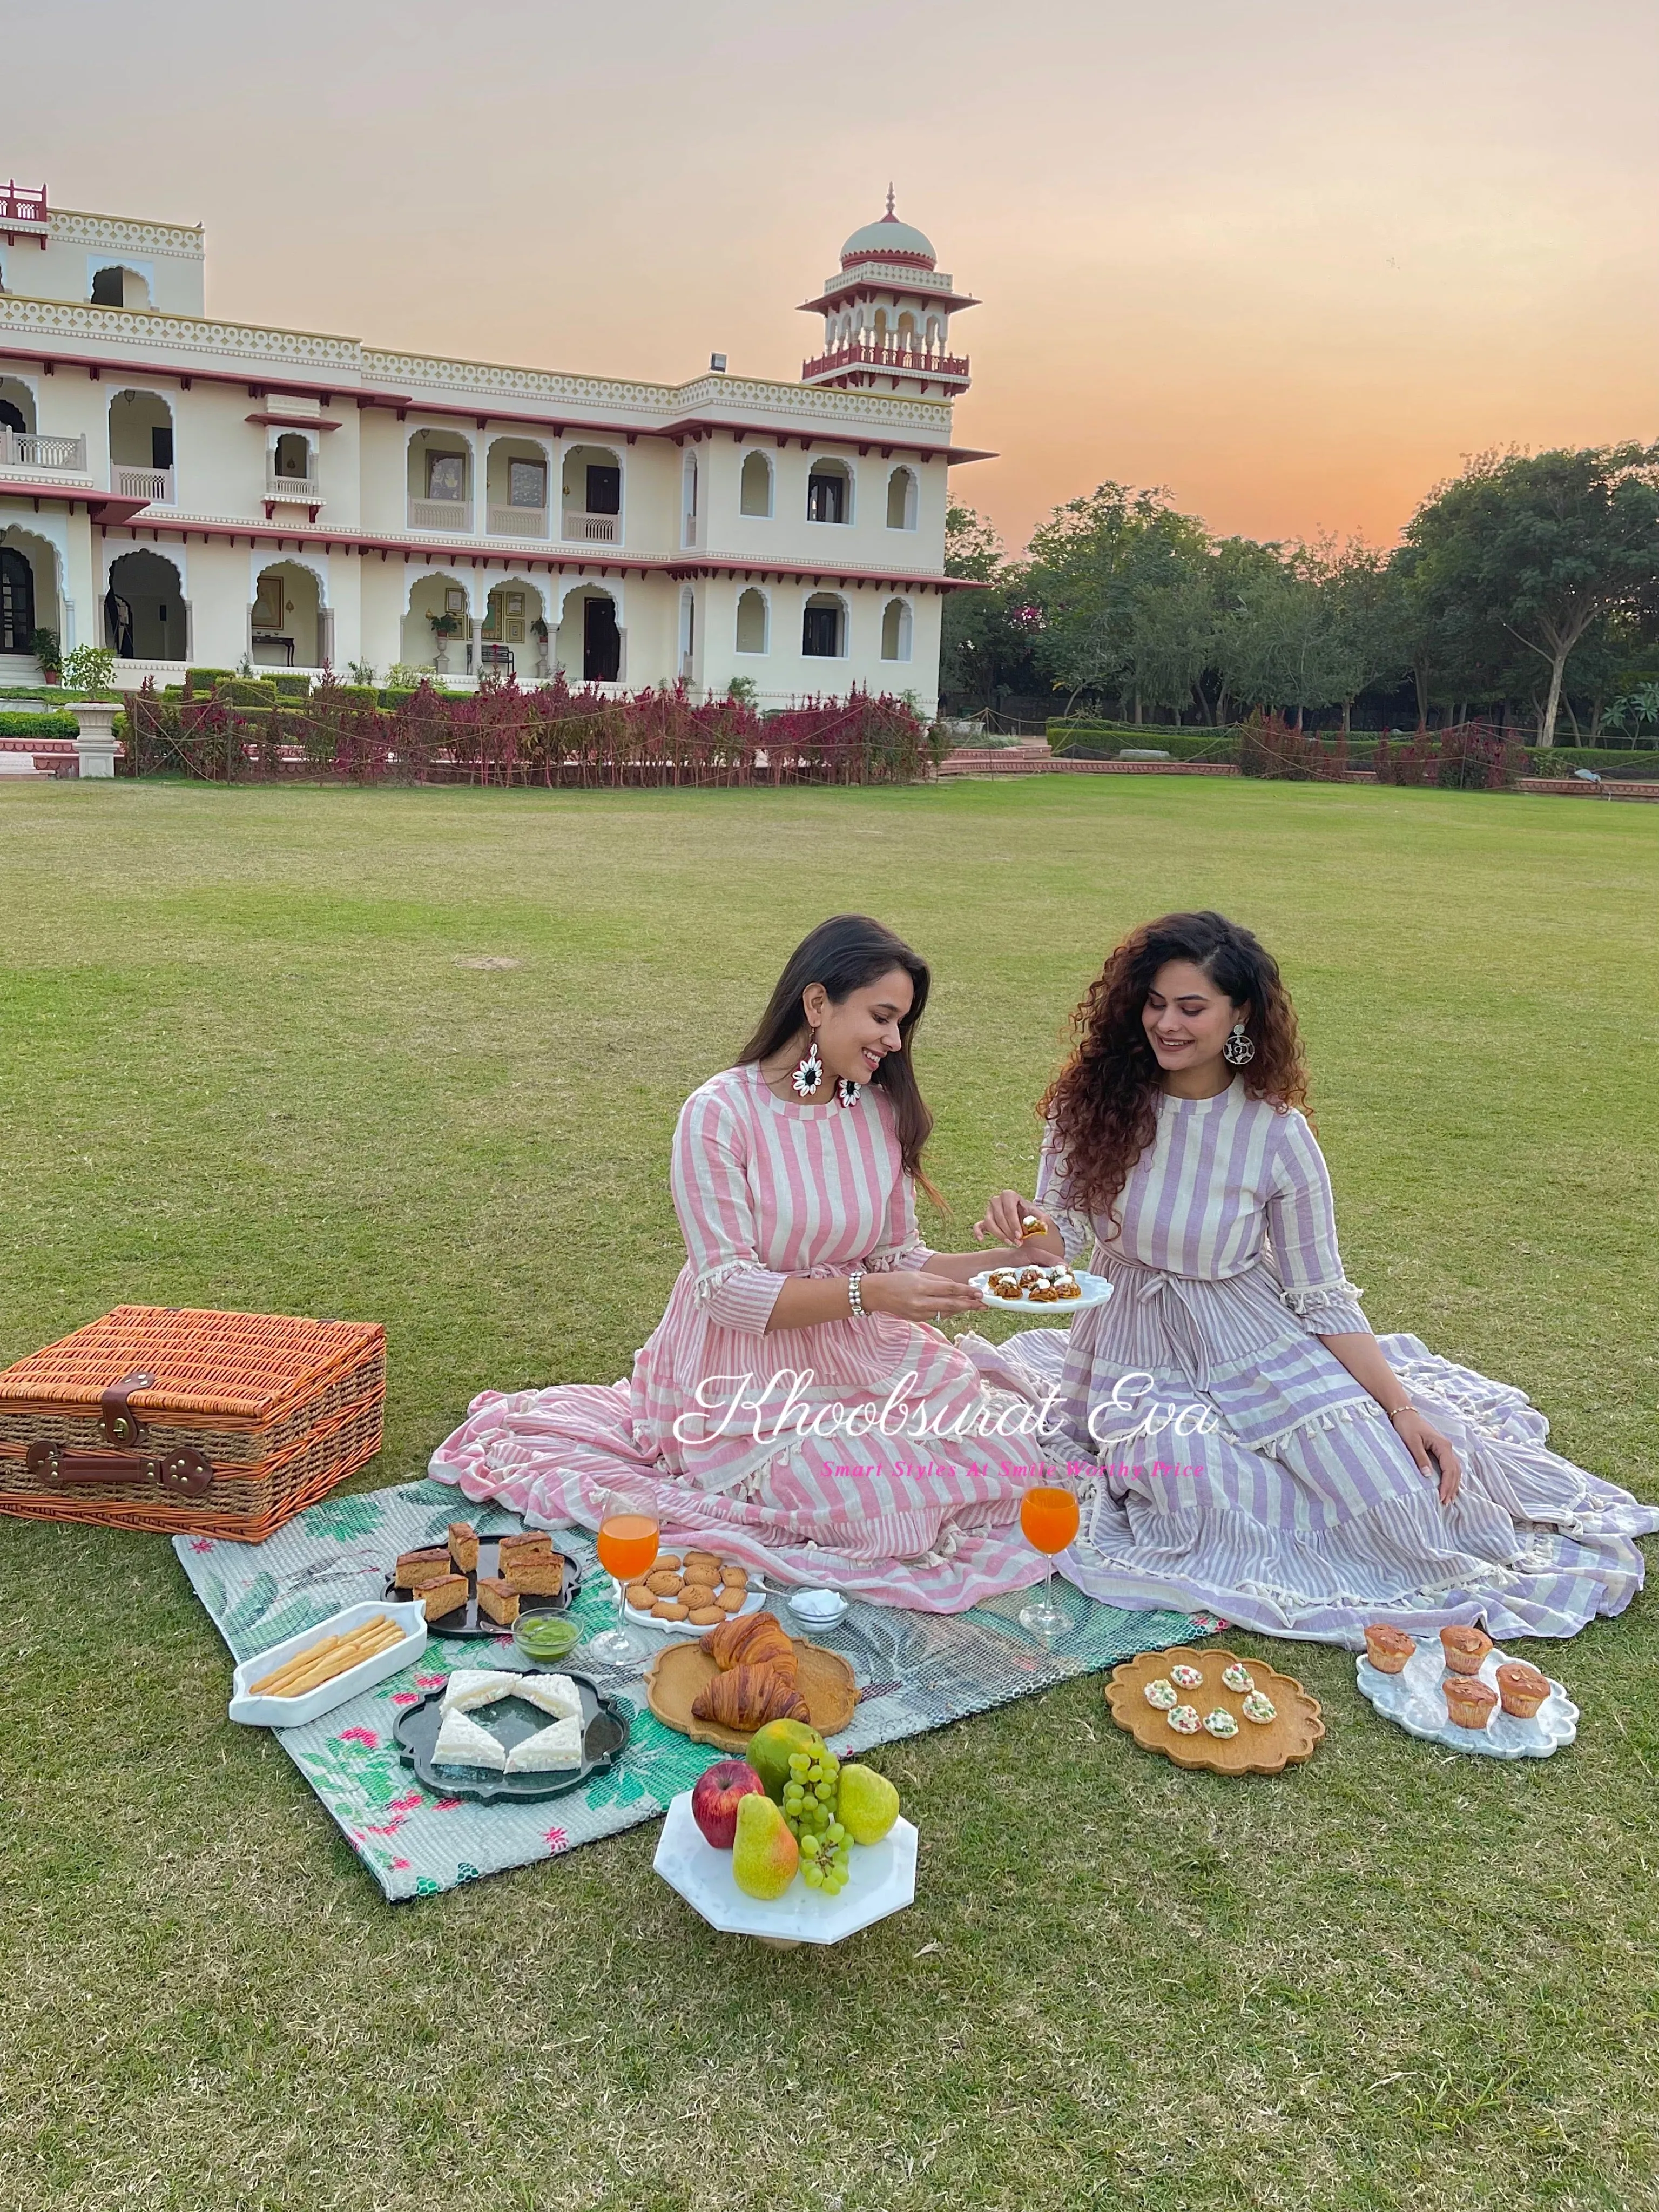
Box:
[1026, 483, 1212, 718]
[1402, 445, 1659, 745]
[937, 504, 1039, 710]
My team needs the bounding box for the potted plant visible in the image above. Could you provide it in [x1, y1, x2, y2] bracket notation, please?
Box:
[32, 627, 62, 684]
[428, 610, 461, 675]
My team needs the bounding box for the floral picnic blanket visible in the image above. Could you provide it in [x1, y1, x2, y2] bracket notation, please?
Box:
[175, 1480, 1206, 1901]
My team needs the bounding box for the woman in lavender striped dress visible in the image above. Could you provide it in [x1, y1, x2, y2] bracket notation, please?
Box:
[975, 910, 1659, 1646]
[430, 915, 1056, 1611]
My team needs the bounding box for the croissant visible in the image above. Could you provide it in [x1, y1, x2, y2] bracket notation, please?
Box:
[699, 1611, 798, 1680]
[691, 1663, 810, 1730]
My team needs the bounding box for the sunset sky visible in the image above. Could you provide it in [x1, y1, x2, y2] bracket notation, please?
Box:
[5, 0, 1656, 556]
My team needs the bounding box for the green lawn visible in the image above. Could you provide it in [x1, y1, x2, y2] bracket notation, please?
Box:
[1, 776, 1655, 2212]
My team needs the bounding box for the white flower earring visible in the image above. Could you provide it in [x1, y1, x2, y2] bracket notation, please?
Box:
[835, 1078, 860, 1108]
[791, 1032, 824, 1098]
[1223, 1021, 1256, 1067]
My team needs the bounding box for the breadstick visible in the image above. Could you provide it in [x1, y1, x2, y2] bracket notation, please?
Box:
[268, 1626, 402, 1699]
[252, 1616, 400, 1696]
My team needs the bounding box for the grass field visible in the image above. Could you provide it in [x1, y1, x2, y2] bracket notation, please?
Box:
[1, 775, 1656, 2212]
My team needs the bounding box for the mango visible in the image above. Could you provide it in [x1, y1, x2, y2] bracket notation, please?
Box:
[746, 1717, 825, 1802]
[838, 1763, 899, 1845]
[731, 1791, 800, 1900]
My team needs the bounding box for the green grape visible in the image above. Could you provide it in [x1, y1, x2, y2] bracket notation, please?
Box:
[814, 1780, 834, 1802]
[827, 1822, 846, 1845]
[802, 1861, 825, 1888]
[784, 1784, 805, 1807]
[788, 1752, 810, 1774]
[800, 1833, 820, 1859]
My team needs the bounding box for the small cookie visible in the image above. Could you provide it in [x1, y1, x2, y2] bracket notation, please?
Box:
[719, 1565, 748, 1588]
[1170, 1663, 1204, 1689]
[652, 1554, 683, 1574]
[651, 1599, 689, 1620]
[1240, 1691, 1277, 1724]
[625, 1582, 655, 1610]
[683, 1548, 720, 1565]
[682, 1572, 719, 1596]
[1203, 1709, 1239, 1738]
[645, 1570, 684, 1597]
[1143, 1678, 1178, 1710]
[687, 1605, 724, 1626]
[714, 1586, 747, 1612]
[1167, 1705, 1202, 1734]
[1220, 1662, 1253, 1693]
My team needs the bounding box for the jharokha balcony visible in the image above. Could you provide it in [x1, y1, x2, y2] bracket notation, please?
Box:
[801, 341, 970, 385]
[1, 429, 88, 472]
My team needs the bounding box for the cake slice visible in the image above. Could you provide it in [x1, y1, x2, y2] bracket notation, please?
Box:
[448, 1521, 480, 1574]
[395, 1546, 453, 1590]
[432, 1708, 508, 1770]
[475, 1575, 520, 1626]
[503, 1715, 584, 1772]
[421, 1573, 469, 1622]
[497, 1531, 554, 1565]
[502, 1553, 564, 1598]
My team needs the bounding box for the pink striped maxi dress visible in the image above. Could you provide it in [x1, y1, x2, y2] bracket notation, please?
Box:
[428, 1063, 1050, 1610]
[970, 1083, 1659, 1646]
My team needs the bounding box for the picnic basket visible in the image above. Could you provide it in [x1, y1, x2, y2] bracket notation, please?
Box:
[0, 1305, 386, 1543]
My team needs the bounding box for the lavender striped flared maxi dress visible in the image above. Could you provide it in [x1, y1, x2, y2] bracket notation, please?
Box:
[428, 1064, 1054, 1611]
[965, 1083, 1659, 1646]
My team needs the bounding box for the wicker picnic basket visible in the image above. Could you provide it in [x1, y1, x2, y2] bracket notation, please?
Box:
[0, 1305, 386, 1543]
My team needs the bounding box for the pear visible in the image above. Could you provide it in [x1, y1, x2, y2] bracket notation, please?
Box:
[731, 1791, 800, 1900]
[837, 1763, 899, 1845]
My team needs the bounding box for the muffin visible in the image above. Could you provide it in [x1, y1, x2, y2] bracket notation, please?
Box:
[1439, 1624, 1493, 1675]
[1495, 1661, 1550, 1719]
[1364, 1623, 1417, 1675]
[1442, 1673, 1498, 1730]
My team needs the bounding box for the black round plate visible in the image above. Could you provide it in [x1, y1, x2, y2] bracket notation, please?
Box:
[383, 1535, 583, 1639]
[393, 1670, 630, 1804]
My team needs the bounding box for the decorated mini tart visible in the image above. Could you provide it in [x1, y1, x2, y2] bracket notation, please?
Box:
[1053, 1279, 1082, 1299]
[1143, 1677, 1179, 1710]
[1019, 1213, 1047, 1240]
[1240, 1691, 1277, 1724]
[1170, 1663, 1204, 1689]
[1220, 1662, 1253, 1693]
[1363, 1623, 1417, 1675]
[1167, 1704, 1202, 1734]
[1203, 1709, 1239, 1738]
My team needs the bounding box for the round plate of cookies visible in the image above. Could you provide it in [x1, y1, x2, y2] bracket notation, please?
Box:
[623, 1549, 766, 1636]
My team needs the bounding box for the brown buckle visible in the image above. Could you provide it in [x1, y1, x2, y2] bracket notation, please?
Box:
[100, 1371, 156, 1448]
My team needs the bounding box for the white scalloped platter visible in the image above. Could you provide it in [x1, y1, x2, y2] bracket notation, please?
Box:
[623, 1582, 766, 1637]
[968, 1269, 1114, 1316]
[1355, 1638, 1577, 1760]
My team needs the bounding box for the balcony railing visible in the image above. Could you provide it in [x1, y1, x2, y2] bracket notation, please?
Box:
[801, 342, 970, 382]
[487, 503, 549, 539]
[2, 430, 89, 472]
[0, 183, 49, 231]
[267, 468, 323, 507]
[113, 463, 174, 504]
[409, 497, 474, 534]
[562, 510, 619, 543]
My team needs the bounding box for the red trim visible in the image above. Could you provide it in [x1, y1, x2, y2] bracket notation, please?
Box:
[841, 248, 936, 272]
[0, 480, 152, 525]
[798, 285, 980, 317]
[246, 412, 341, 430]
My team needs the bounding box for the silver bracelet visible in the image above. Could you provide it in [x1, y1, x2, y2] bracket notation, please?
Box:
[847, 1270, 867, 1320]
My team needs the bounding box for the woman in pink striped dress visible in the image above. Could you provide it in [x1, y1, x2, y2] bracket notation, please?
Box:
[429, 915, 1054, 1611]
[975, 910, 1659, 1646]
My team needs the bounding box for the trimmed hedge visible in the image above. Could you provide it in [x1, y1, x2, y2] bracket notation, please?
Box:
[273, 674, 313, 701]
[1519, 745, 1659, 778]
[0, 711, 77, 738]
[184, 668, 236, 697]
[217, 679, 279, 707]
[1053, 730, 1240, 763]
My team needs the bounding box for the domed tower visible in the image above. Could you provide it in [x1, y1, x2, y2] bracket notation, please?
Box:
[799, 189, 978, 397]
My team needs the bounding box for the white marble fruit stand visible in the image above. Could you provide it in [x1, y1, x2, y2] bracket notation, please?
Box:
[653, 1792, 918, 1945]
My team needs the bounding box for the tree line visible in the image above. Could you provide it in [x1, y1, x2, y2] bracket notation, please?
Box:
[941, 445, 1659, 746]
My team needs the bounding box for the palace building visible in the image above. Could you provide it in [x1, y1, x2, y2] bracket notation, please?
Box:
[0, 180, 986, 710]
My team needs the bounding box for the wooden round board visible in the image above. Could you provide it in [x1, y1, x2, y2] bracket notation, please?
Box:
[1105, 1646, 1323, 1775]
[645, 1632, 859, 1751]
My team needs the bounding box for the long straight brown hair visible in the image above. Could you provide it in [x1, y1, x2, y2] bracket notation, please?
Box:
[738, 914, 939, 1200]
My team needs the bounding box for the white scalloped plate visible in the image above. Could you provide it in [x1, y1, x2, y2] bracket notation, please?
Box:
[968, 1268, 1114, 1316]
[623, 1581, 766, 1637]
[1355, 1639, 1577, 1759]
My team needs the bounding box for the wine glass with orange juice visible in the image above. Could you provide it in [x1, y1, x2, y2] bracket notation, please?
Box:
[584, 1510, 660, 1666]
[1017, 1483, 1079, 1645]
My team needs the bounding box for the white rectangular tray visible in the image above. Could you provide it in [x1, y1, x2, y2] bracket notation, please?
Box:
[227, 1599, 428, 1729]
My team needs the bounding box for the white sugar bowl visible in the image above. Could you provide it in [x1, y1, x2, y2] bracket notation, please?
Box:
[787, 1588, 849, 1630]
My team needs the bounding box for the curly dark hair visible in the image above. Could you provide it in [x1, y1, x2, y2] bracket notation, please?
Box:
[1040, 911, 1310, 1233]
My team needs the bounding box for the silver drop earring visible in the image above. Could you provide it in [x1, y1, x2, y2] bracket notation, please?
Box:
[1223, 1021, 1256, 1067]
[791, 1033, 824, 1098]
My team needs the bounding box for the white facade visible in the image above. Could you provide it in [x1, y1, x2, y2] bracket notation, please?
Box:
[0, 183, 986, 710]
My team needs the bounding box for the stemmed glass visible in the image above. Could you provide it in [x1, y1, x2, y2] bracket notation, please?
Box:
[1017, 1484, 1080, 1646]
[583, 1511, 660, 1668]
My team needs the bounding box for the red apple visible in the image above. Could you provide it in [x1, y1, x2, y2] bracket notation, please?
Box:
[691, 1759, 766, 1850]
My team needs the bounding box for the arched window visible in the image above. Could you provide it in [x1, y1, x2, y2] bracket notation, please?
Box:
[0, 544, 36, 653]
[109, 389, 175, 501]
[735, 588, 768, 656]
[273, 432, 312, 482]
[802, 593, 846, 658]
[106, 547, 186, 660]
[806, 459, 851, 526]
[0, 378, 36, 438]
[885, 468, 918, 532]
[91, 265, 150, 310]
[739, 449, 773, 519]
[881, 599, 913, 663]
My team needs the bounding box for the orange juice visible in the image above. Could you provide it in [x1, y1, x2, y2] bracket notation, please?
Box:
[1020, 1485, 1079, 1556]
[596, 1513, 660, 1583]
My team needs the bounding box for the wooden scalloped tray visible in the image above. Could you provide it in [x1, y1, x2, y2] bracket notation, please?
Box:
[644, 1633, 859, 1752]
[1105, 1645, 1324, 1776]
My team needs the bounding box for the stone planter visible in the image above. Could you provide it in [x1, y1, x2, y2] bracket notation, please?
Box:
[67, 699, 123, 779]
